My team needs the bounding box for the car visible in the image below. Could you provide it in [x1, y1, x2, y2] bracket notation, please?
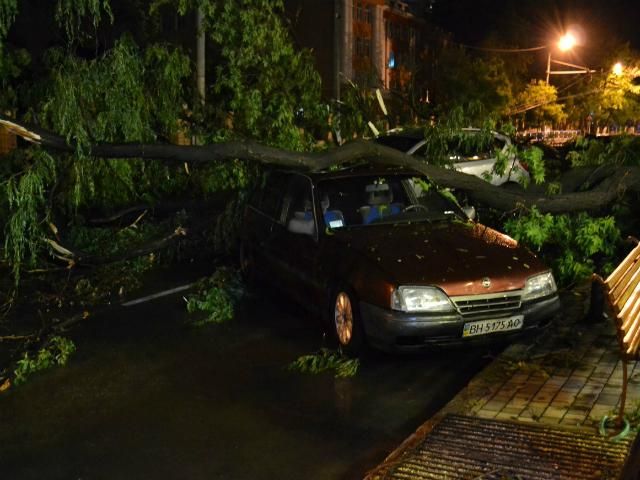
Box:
[239, 163, 560, 354]
[376, 128, 530, 188]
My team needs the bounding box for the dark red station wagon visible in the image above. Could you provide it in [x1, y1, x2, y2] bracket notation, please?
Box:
[240, 164, 560, 354]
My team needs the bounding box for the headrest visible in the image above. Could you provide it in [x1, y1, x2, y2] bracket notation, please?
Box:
[366, 183, 393, 205]
[321, 194, 330, 212]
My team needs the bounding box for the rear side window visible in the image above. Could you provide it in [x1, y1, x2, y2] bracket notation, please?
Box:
[257, 171, 289, 221]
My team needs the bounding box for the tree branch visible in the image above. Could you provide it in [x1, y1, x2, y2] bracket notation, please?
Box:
[2, 114, 639, 214]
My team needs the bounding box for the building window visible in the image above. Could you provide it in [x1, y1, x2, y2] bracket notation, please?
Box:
[388, 51, 396, 69]
[353, 1, 372, 24]
[355, 37, 372, 58]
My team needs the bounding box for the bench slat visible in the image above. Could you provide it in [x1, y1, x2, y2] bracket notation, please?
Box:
[623, 311, 640, 348]
[606, 243, 640, 289]
[611, 266, 640, 313]
[620, 289, 640, 328]
[625, 316, 640, 356]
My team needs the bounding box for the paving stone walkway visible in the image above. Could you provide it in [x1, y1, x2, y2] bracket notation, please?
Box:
[366, 287, 640, 479]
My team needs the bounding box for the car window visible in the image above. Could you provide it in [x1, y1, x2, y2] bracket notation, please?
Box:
[448, 134, 505, 162]
[283, 174, 316, 236]
[376, 135, 421, 153]
[317, 174, 462, 229]
[258, 171, 289, 222]
[410, 133, 506, 162]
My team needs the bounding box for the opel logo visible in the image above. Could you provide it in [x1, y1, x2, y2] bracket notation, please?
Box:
[481, 277, 491, 289]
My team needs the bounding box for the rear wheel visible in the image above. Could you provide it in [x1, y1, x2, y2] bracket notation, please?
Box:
[330, 288, 365, 357]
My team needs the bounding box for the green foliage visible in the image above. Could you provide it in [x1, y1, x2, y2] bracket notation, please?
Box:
[504, 207, 621, 286]
[13, 336, 76, 385]
[546, 182, 562, 195]
[192, 0, 325, 150]
[0, 0, 17, 41]
[65, 222, 168, 303]
[596, 64, 640, 124]
[67, 221, 163, 258]
[37, 38, 191, 211]
[185, 267, 243, 326]
[418, 103, 496, 167]
[55, 0, 113, 44]
[512, 80, 566, 127]
[519, 146, 545, 185]
[332, 79, 384, 140]
[0, 46, 28, 111]
[288, 348, 359, 378]
[0, 37, 194, 284]
[43, 37, 189, 151]
[568, 135, 640, 168]
[432, 49, 512, 119]
[2, 149, 57, 283]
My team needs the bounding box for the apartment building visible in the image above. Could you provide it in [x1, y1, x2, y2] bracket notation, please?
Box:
[285, 0, 429, 99]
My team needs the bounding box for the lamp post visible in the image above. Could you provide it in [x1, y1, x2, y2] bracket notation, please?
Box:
[546, 32, 594, 83]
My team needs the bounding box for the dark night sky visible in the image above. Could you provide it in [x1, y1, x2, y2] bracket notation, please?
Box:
[432, 0, 640, 52]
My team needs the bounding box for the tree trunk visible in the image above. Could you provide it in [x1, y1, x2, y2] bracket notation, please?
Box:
[2, 115, 639, 214]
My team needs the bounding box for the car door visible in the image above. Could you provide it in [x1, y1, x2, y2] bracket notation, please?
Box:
[246, 170, 289, 278]
[262, 173, 321, 306]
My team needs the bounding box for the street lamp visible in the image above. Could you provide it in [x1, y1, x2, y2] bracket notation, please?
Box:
[613, 62, 624, 76]
[546, 32, 594, 83]
[557, 33, 577, 52]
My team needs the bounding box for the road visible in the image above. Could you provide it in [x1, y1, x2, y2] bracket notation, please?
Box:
[0, 281, 496, 480]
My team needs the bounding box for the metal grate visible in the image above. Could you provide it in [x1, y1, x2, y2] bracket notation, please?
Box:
[380, 414, 633, 480]
[452, 291, 522, 317]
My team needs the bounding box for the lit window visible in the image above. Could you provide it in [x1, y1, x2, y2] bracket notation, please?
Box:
[388, 51, 396, 69]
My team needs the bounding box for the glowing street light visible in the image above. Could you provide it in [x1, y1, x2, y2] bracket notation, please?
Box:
[557, 33, 577, 52]
[613, 62, 624, 76]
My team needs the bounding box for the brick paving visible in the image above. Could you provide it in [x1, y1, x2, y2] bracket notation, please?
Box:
[469, 326, 640, 429]
[366, 288, 640, 479]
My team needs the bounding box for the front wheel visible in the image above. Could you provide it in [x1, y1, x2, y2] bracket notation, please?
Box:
[330, 288, 365, 356]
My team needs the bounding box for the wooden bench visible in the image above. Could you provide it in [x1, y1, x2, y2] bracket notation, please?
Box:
[593, 236, 640, 429]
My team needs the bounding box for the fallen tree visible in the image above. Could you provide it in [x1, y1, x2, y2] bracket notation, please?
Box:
[1, 115, 639, 214]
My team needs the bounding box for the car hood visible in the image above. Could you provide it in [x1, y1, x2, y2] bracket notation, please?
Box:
[331, 220, 545, 296]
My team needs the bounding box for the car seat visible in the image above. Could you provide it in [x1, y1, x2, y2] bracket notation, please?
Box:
[360, 183, 402, 224]
[287, 199, 315, 235]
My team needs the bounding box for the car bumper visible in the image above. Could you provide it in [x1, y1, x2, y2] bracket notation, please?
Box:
[359, 294, 561, 353]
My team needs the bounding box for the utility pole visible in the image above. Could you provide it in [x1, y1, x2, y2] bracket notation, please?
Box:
[196, 8, 206, 104]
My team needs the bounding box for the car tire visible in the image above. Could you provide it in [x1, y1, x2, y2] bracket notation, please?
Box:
[329, 287, 366, 357]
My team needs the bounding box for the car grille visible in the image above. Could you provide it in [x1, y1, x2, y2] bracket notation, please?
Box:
[451, 291, 522, 317]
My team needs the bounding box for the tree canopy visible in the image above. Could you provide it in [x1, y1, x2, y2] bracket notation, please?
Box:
[1, 0, 640, 292]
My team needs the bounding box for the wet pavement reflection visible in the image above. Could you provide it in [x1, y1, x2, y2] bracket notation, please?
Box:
[0, 286, 497, 479]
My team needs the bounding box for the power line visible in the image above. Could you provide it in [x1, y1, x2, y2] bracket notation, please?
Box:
[456, 43, 547, 53]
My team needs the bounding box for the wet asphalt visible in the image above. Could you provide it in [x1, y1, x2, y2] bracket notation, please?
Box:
[0, 280, 496, 480]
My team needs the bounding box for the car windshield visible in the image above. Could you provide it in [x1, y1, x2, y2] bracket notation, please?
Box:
[316, 174, 464, 229]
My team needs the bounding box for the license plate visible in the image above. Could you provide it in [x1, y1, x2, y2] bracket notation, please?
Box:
[463, 315, 524, 337]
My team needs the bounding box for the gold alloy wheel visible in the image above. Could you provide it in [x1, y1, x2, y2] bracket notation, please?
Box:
[334, 292, 354, 346]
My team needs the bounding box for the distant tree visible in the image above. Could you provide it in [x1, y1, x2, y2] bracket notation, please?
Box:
[510, 80, 567, 128]
[430, 48, 512, 122]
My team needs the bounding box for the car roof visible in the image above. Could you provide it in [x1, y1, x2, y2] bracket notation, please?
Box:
[272, 162, 424, 182]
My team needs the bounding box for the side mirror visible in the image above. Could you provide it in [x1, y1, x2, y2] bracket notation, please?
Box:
[462, 205, 477, 221]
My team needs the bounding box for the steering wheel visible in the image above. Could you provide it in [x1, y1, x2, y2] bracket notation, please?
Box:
[403, 204, 429, 213]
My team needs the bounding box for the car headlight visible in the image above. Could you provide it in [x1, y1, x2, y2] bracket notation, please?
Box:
[391, 286, 455, 313]
[522, 272, 557, 301]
